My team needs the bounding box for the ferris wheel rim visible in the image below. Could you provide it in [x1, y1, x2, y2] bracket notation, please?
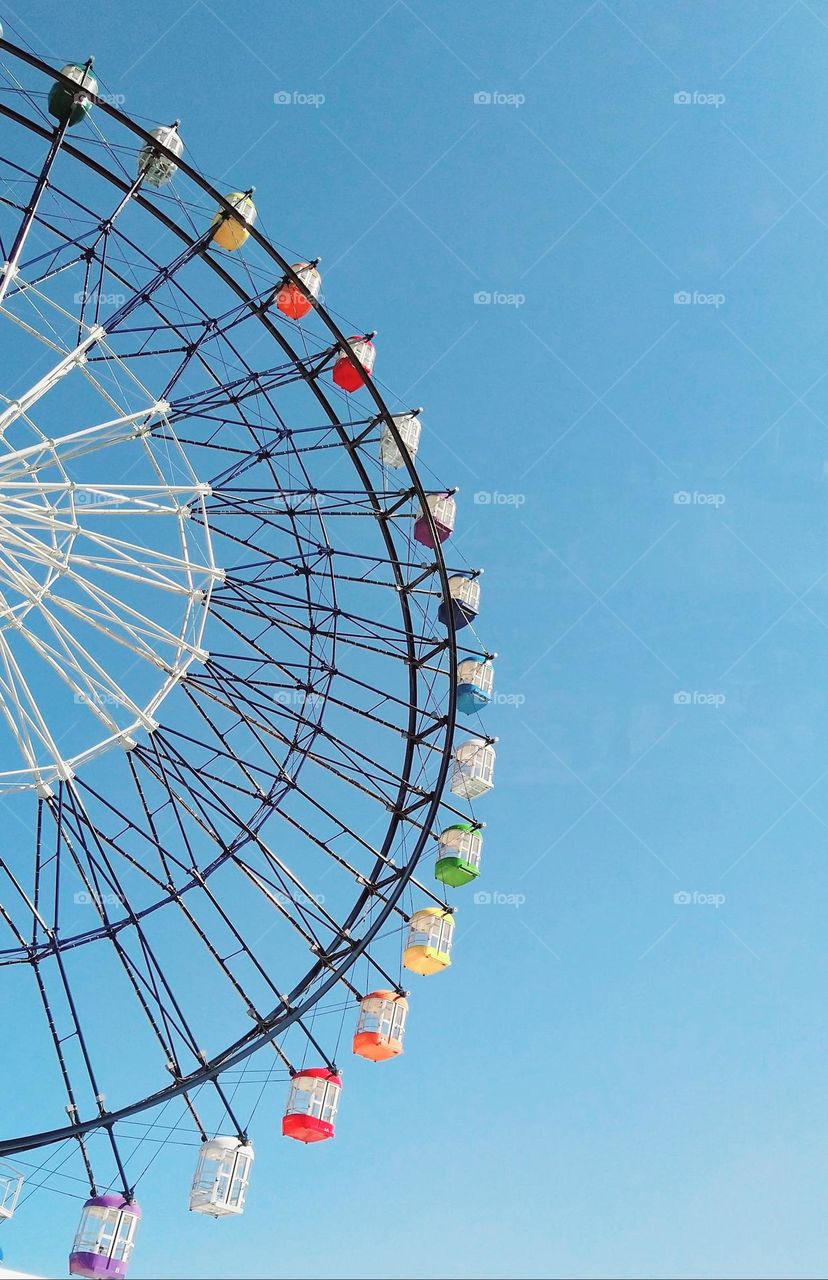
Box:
[0, 37, 463, 1159]
[0, 94, 451, 950]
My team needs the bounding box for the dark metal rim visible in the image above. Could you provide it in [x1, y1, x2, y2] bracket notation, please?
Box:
[0, 40, 460, 1158]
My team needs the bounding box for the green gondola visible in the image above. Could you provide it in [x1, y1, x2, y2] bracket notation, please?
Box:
[435, 822, 483, 887]
[48, 61, 97, 126]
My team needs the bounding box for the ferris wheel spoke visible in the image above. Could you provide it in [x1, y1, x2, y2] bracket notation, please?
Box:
[167, 361, 320, 427]
[3, 245, 218, 432]
[46, 867, 219, 1095]
[205, 486, 408, 522]
[0, 606, 154, 749]
[3, 198, 252, 417]
[0, 110, 74, 308]
[0, 404, 172, 477]
[67, 771, 214, 890]
[208, 588, 430, 673]
[48, 822, 172, 919]
[0, 530, 204, 675]
[0, 630, 68, 781]
[0, 497, 217, 604]
[24, 558, 210, 674]
[180, 672, 427, 814]
[6, 249, 89, 298]
[0, 325, 104, 437]
[135, 728, 367, 953]
[37, 810, 265, 1118]
[193, 656, 424, 796]
[118, 765, 294, 1015]
[152, 886, 306, 1093]
[0, 542, 204, 751]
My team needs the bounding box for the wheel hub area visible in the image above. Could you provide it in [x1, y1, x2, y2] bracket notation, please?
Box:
[0, 392, 219, 792]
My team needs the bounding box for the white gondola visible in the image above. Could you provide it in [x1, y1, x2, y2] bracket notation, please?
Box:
[0, 1161, 22, 1221]
[450, 736, 496, 799]
[189, 1137, 254, 1218]
[138, 122, 184, 187]
[380, 412, 422, 468]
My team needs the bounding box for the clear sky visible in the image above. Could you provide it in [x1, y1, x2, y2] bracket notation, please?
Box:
[3, 2, 828, 1278]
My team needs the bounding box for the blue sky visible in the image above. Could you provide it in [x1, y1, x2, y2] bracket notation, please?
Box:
[4, 1, 828, 1277]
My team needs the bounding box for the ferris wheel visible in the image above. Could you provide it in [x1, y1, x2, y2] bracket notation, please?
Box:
[0, 28, 497, 1278]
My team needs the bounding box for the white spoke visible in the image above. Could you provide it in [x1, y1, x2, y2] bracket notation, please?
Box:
[0, 628, 74, 789]
[0, 405, 170, 478]
[0, 315, 219, 787]
[0, 517, 210, 664]
[0, 325, 104, 437]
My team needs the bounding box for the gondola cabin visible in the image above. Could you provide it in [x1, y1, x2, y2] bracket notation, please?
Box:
[332, 337, 375, 392]
[403, 907, 455, 975]
[456, 659, 494, 715]
[438, 573, 481, 630]
[0, 1163, 22, 1222]
[282, 1069, 342, 1143]
[414, 492, 455, 548]
[49, 62, 97, 126]
[275, 262, 321, 319]
[353, 990, 408, 1061]
[69, 1196, 141, 1279]
[450, 737, 496, 800]
[189, 1138, 254, 1218]
[211, 191, 257, 251]
[435, 822, 483, 887]
[138, 122, 183, 187]
[380, 412, 422, 468]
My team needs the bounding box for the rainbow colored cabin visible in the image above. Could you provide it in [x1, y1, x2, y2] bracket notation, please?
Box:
[438, 573, 481, 630]
[414, 492, 455, 548]
[69, 1195, 141, 1279]
[275, 262, 321, 319]
[211, 191, 257, 251]
[49, 62, 97, 126]
[282, 1068, 342, 1143]
[332, 336, 375, 392]
[457, 659, 494, 715]
[436, 822, 482, 887]
[403, 907, 454, 975]
[353, 990, 408, 1061]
